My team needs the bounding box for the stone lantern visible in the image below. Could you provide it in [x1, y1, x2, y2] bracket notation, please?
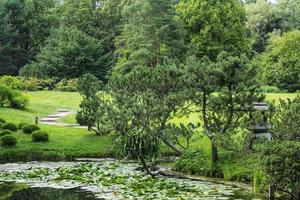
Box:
[251, 102, 272, 141]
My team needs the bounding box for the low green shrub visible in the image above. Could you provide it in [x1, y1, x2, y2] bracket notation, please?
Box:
[1, 135, 17, 146]
[22, 77, 57, 91]
[258, 85, 282, 93]
[0, 84, 29, 109]
[1, 123, 18, 131]
[0, 76, 23, 90]
[0, 118, 6, 128]
[0, 84, 12, 107]
[173, 150, 223, 178]
[259, 141, 300, 199]
[55, 79, 78, 92]
[0, 130, 13, 137]
[22, 124, 40, 134]
[18, 122, 28, 129]
[32, 131, 49, 142]
[22, 77, 42, 91]
[9, 91, 29, 109]
[0, 118, 6, 124]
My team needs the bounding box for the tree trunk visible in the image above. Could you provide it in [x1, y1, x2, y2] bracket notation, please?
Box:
[292, 187, 300, 200]
[269, 184, 275, 200]
[211, 141, 219, 164]
[138, 155, 155, 177]
[158, 135, 183, 156]
[211, 141, 219, 177]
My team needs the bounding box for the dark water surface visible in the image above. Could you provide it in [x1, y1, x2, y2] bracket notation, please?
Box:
[1, 183, 98, 200]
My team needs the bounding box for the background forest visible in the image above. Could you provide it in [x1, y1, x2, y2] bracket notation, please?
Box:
[0, 0, 299, 93]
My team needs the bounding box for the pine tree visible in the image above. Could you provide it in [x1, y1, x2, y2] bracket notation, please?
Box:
[115, 0, 186, 73]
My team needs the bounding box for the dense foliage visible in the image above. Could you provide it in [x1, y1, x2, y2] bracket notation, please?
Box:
[260, 31, 300, 92]
[260, 141, 300, 199]
[177, 0, 249, 59]
[20, 27, 109, 81]
[0, 84, 28, 109]
[271, 96, 300, 140]
[0, 0, 58, 75]
[76, 73, 106, 135]
[1, 0, 300, 198]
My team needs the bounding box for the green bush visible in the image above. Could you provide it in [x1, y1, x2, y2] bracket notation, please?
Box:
[18, 122, 28, 129]
[21, 77, 57, 91]
[0, 76, 23, 90]
[32, 131, 49, 142]
[259, 141, 300, 198]
[0, 130, 13, 137]
[1, 135, 17, 146]
[22, 77, 42, 91]
[0, 118, 6, 124]
[257, 85, 282, 93]
[0, 84, 12, 107]
[0, 84, 29, 109]
[55, 79, 78, 92]
[22, 124, 40, 134]
[1, 123, 18, 131]
[9, 91, 29, 110]
[173, 150, 223, 178]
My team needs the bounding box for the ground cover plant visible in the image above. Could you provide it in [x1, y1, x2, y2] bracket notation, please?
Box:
[0, 161, 263, 200]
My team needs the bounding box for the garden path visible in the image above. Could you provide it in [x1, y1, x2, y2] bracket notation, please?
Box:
[40, 109, 86, 128]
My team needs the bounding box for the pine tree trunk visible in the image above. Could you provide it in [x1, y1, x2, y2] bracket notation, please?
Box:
[293, 187, 300, 200]
[211, 141, 219, 164]
[210, 141, 219, 177]
[158, 135, 183, 156]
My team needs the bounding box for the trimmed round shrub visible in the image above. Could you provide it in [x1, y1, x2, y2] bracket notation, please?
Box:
[0, 118, 6, 124]
[18, 122, 28, 129]
[1, 123, 18, 131]
[0, 129, 13, 137]
[1, 135, 17, 146]
[22, 124, 40, 134]
[32, 131, 49, 142]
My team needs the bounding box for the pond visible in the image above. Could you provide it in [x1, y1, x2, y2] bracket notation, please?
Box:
[0, 159, 266, 200]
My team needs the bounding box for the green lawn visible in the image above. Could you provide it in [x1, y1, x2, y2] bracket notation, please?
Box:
[0, 91, 112, 163]
[0, 91, 297, 164]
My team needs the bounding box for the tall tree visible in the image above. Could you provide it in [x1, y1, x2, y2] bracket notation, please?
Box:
[0, 9, 17, 75]
[58, 0, 125, 75]
[0, 0, 58, 75]
[107, 64, 191, 175]
[115, 0, 186, 73]
[186, 53, 263, 171]
[245, 0, 282, 53]
[260, 30, 300, 92]
[20, 27, 109, 81]
[177, 0, 249, 60]
[276, 0, 300, 32]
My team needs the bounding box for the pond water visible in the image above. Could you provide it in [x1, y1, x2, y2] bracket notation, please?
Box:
[0, 160, 266, 200]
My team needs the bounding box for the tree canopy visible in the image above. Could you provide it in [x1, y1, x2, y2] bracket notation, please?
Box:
[177, 0, 249, 60]
[260, 30, 300, 92]
[20, 27, 109, 81]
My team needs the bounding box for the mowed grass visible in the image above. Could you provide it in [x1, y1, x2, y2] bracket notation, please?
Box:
[0, 91, 112, 163]
[0, 91, 298, 163]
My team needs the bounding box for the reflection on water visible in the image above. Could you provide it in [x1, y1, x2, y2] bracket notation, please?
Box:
[1, 183, 98, 200]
